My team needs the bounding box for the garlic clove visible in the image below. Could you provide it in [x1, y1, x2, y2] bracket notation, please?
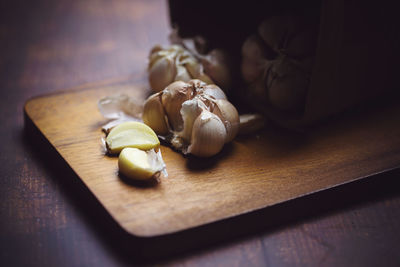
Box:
[213, 99, 239, 143]
[242, 35, 268, 61]
[149, 56, 176, 92]
[106, 121, 160, 154]
[118, 148, 164, 180]
[161, 81, 193, 131]
[196, 73, 214, 85]
[200, 49, 231, 90]
[143, 92, 170, 135]
[241, 57, 265, 83]
[203, 84, 227, 100]
[267, 57, 308, 112]
[187, 110, 227, 157]
[177, 98, 207, 143]
[184, 57, 215, 85]
[174, 64, 192, 82]
[182, 56, 201, 77]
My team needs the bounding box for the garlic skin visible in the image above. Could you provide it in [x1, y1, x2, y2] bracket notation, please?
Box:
[241, 15, 317, 114]
[148, 44, 231, 93]
[142, 80, 239, 157]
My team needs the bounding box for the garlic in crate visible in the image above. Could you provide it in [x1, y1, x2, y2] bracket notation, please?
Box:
[241, 15, 318, 115]
[143, 79, 239, 157]
[148, 44, 231, 93]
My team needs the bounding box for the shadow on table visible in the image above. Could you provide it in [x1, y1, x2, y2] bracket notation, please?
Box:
[23, 110, 400, 265]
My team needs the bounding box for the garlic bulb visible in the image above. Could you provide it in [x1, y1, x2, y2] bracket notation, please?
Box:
[148, 45, 213, 92]
[241, 15, 318, 115]
[148, 44, 231, 93]
[142, 80, 239, 157]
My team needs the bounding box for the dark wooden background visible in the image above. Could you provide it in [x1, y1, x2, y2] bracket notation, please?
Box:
[1, 0, 400, 266]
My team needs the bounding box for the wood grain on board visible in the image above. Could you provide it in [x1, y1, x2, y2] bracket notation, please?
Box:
[24, 78, 400, 237]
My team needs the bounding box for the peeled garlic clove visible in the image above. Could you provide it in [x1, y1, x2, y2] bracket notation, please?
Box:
[161, 81, 193, 131]
[118, 148, 164, 180]
[213, 99, 239, 143]
[143, 92, 169, 135]
[187, 111, 227, 157]
[149, 56, 176, 92]
[106, 121, 160, 154]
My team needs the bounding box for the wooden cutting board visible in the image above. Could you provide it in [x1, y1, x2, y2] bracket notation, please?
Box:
[24, 77, 400, 237]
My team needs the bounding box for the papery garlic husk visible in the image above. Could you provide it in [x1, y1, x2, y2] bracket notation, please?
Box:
[177, 97, 207, 144]
[187, 110, 227, 157]
[142, 80, 239, 157]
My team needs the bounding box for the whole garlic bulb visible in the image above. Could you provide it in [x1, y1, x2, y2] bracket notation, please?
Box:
[148, 45, 213, 92]
[148, 44, 231, 93]
[241, 15, 317, 115]
[143, 80, 239, 157]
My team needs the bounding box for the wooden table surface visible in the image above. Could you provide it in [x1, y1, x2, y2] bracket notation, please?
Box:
[1, 0, 400, 266]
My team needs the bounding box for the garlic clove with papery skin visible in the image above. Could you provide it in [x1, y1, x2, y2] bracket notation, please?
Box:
[161, 81, 193, 131]
[200, 49, 231, 90]
[202, 84, 227, 100]
[173, 97, 207, 150]
[148, 56, 176, 92]
[174, 64, 192, 82]
[187, 110, 227, 157]
[266, 56, 309, 112]
[143, 92, 170, 135]
[213, 99, 239, 143]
